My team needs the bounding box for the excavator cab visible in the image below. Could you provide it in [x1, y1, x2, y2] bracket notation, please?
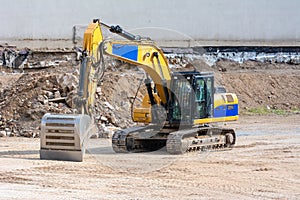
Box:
[169, 71, 214, 126]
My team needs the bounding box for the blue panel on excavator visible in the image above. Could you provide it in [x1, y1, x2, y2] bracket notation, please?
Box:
[112, 44, 138, 61]
[214, 104, 238, 118]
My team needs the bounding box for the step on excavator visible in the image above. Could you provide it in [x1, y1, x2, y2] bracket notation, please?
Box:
[40, 19, 238, 161]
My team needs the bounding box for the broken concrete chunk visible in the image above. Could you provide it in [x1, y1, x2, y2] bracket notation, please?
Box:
[40, 61, 46, 67]
[6, 131, 12, 137]
[54, 91, 61, 98]
[96, 87, 101, 94]
[0, 130, 6, 137]
[104, 102, 114, 110]
[43, 99, 49, 105]
[57, 73, 78, 91]
[46, 91, 54, 99]
[100, 116, 108, 122]
[5, 127, 11, 132]
[37, 95, 45, 103]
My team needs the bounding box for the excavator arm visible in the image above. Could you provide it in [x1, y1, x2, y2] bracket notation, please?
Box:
[74, 21, 103, 116]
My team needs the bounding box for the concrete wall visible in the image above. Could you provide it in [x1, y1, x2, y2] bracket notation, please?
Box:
[1, 0, 300, 47]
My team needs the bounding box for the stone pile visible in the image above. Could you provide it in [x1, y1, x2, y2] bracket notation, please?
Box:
[0, 67, 144, 138]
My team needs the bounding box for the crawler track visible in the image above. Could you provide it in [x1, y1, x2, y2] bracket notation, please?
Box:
[166, 127, 236, 154]
[112, 126, 145, 153]
[112, 125, 236, 154]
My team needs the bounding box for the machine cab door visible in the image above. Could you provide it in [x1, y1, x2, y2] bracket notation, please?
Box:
[169, 74, 194, 125]
[169, 72, 214, 126]
[193, 75, 214, 119]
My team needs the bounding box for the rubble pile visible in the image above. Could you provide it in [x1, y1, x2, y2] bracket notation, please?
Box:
[92, 70, 146, 137]
[202, 51, 300, 66]
[0, 64, 145, 138]
[164, 47, 300, 67]
[0, 44, 76, 70]
[0, 71, 73, 137]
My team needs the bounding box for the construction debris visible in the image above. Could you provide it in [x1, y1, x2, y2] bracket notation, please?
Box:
[1, 43, 77, 70]
[0, 47, 30, 69]
[0, 60, 145, 138]
[164, 46, 300, 67]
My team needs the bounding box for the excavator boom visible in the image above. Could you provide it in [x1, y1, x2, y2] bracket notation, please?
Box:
[102, 40, 171, 104]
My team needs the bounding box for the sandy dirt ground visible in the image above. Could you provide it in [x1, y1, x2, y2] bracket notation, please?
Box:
[0, 115, 299, 200]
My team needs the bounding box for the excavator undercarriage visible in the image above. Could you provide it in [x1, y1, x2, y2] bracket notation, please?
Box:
[112, 125, 236, 154]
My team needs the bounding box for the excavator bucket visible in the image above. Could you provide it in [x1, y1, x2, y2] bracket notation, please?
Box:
[40, 113, 92, 162]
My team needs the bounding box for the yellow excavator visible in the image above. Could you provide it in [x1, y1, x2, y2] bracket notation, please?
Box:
[40, 19, 238, 161]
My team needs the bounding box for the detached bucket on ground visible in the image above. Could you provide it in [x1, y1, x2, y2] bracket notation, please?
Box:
[40, 113, 91, 162]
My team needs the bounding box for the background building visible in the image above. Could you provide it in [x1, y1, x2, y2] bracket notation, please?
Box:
[1, 0, 300, 48]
